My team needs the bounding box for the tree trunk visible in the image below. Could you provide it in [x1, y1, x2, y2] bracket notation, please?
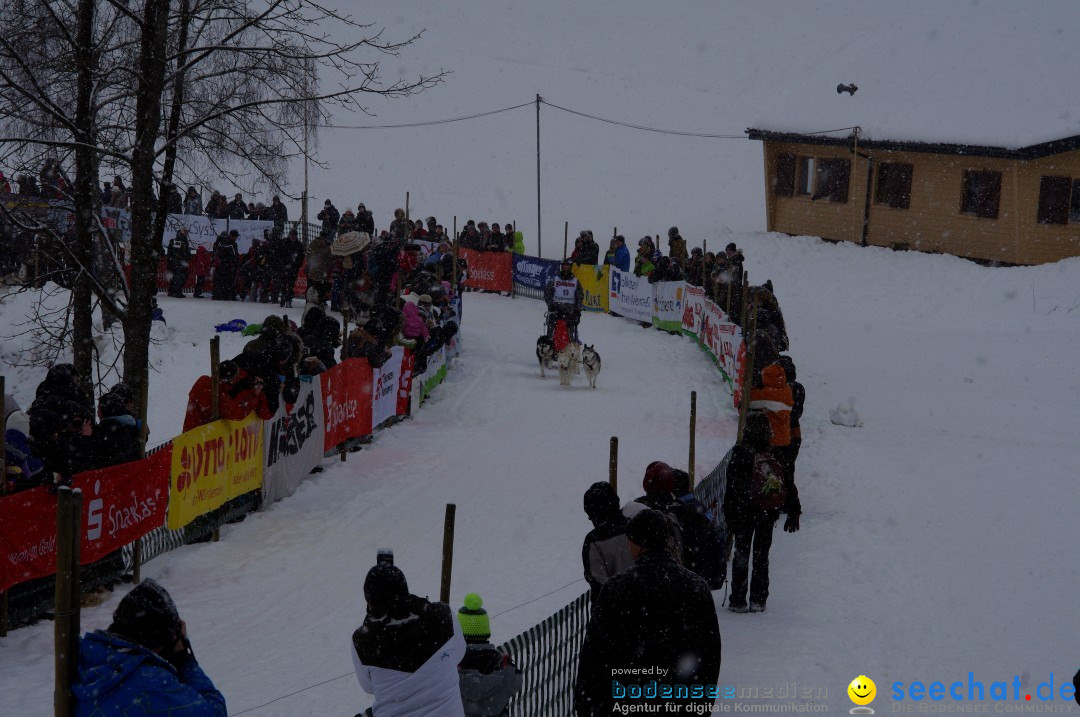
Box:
[71, 0, 97, 403]
[123, 0, 171, 392]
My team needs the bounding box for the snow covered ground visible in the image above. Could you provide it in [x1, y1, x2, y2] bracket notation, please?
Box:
[2, 233, 1078, 715]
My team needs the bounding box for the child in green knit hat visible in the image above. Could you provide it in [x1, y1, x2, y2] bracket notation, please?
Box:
[456, 593, 522, 716]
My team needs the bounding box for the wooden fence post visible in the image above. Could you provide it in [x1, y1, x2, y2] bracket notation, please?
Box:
[452, 216, 459, 291]
[608, 437, 618, 494]
[405, 192, 410, 222]
[131, 374, 151, 584]
[689, 391, 697, 489]
[440, 504, 457, 604]
[54, 486, 81, 717]
[737, 291, 759, 445]
[210, 337, 222, 543]
[563, 222, 568, 260]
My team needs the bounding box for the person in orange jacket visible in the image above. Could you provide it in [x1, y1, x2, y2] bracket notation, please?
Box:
[749, 362, 793, 449]
[183, 360, 273, 432]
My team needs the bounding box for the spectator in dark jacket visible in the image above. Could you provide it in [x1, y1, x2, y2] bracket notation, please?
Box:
[272, 228, 305, 307]
[388, 207, 411, 244]
[270, 195, 288, 229]
[723, 411, 800, 613]
[204, 191, 227, 219]
[183, 186, 202, 215]
[318, 199, 340, 237]
[91, 390, 141, 468]
[574, 509, 722, 716]
[578, 231, 600, 265]
[457, 593, 522, 717]
[671, 469, 725, 589]
[226, 193, 247, 220]
[165, 228, 193, 297]
[232, 316, 301, 414]
[28, 364, 95, 480]
[72, 580, 226, 715]
[581, 482, 635, 602]
[351, 564, 466, 716]
[164, 184, 183, 215]
[356, 203, 375, 235]
[458, 220, 481, 250]
[211, 231, 240, 300]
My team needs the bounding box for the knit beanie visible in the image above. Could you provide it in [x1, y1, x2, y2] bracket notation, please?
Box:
[642, 461, 674, 496]
[108, 579, 181, 649]
[625, 508, 672, 552]
[457, 593, 491, 643]
[364, 564, 409, 613]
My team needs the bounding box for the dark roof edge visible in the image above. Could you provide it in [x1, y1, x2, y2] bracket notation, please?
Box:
[745, 128, 1080, 160]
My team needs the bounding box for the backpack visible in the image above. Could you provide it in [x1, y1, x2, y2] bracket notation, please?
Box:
[750, 452, 787, 515]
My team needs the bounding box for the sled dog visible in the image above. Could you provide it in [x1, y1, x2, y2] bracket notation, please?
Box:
[581, 344, 601, 389]
[536, 335, 556, 378]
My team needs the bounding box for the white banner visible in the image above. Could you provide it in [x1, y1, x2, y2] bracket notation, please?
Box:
[261, 377, 325, 506]
[163, 214, 273, 254]
[608, 268, 652, 322]
[371, 346, 405, 428]
[652, 280, 685, 332]
[699, 300, 743, 383]
[683, 284, 706, 336]
[102, 207, 272, 254]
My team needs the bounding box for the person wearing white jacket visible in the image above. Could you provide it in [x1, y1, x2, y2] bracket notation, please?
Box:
[351, 564, 466, 717]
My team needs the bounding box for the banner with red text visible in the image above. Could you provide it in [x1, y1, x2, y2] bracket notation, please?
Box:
[168, 414, 263, 530]
[460, 248, 512, 292]
[321, 358, 374, 450]
[0, 448, 171, 592]
[682, 284, 706, 337]
[698, 300, 743, 391]
[371, 346, 406, 429]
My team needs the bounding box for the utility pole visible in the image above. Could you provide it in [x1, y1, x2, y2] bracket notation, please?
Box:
[536, 94, 542, 258]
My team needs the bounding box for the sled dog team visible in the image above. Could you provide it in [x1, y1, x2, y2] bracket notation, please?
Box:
[536, 337, 601, 388]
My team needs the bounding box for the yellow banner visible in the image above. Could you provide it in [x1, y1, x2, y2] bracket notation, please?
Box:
[168, 414, 264, 530]
[572, 264, 609, 313]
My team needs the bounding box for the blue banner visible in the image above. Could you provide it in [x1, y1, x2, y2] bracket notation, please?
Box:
[512, 254, 561, 291]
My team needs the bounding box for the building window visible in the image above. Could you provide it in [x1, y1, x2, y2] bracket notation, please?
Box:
[796, 156, 815, 196]
[961, 170, 1001, 219]
[774, 153, 796, 197]
[813, 158, 850, 203]
[1037, 176, 1071, 224]
[875, 162, 913, 209]
[1071, 181, 1080, 223]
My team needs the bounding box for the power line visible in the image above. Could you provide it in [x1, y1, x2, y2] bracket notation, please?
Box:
[324, 100, 534, 129]
[539, 98, 749, 139]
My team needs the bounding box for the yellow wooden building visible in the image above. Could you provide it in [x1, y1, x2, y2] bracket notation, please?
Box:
[746, 129, 1080, 265]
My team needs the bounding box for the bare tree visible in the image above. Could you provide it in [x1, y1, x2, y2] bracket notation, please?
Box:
[0, 0, 447, 395]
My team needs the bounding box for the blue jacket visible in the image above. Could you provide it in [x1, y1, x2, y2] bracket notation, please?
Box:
[72, 631, 226, 716]
[604, 245, 631, 272]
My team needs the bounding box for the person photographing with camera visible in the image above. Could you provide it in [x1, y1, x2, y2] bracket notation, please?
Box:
[71, 579, 226, 715]
[351, 551, 467, 716]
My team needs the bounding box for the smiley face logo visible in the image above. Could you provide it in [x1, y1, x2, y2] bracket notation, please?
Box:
[848, 675, 877, 706]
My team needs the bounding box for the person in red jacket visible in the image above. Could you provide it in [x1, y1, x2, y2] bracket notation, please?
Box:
[183, 360, 273, 432]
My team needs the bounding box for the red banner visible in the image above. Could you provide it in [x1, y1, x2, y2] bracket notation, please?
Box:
[321, 358, 374, 451]
[0, 447, 171, 592]
[460, 248, 512, 292]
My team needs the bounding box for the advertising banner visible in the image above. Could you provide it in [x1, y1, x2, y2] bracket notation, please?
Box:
[321, 358, 374, 451]
[163, 214, 273, 254]
[682, 284, 706, 337]
[511, 254, 560, 292]
[0, 448, 171, 592]
[572, 264, 610, 313]
[699, 301, 743, 389]
[608, 268, 652, 322]
[460, 248, 512, 292]
[371, 346, 405, 429]
[262, 377, 325, 506]
[652, 280, 685, 332]
[168, 414, 263, 530]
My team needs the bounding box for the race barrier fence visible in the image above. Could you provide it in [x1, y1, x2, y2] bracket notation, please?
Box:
[0, 308, 462, 626]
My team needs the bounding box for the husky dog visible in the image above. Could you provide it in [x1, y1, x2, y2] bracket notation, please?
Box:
[536, 335, 556, 377]
[558, 342, 581, 387]
[581, 344, 601, 389]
